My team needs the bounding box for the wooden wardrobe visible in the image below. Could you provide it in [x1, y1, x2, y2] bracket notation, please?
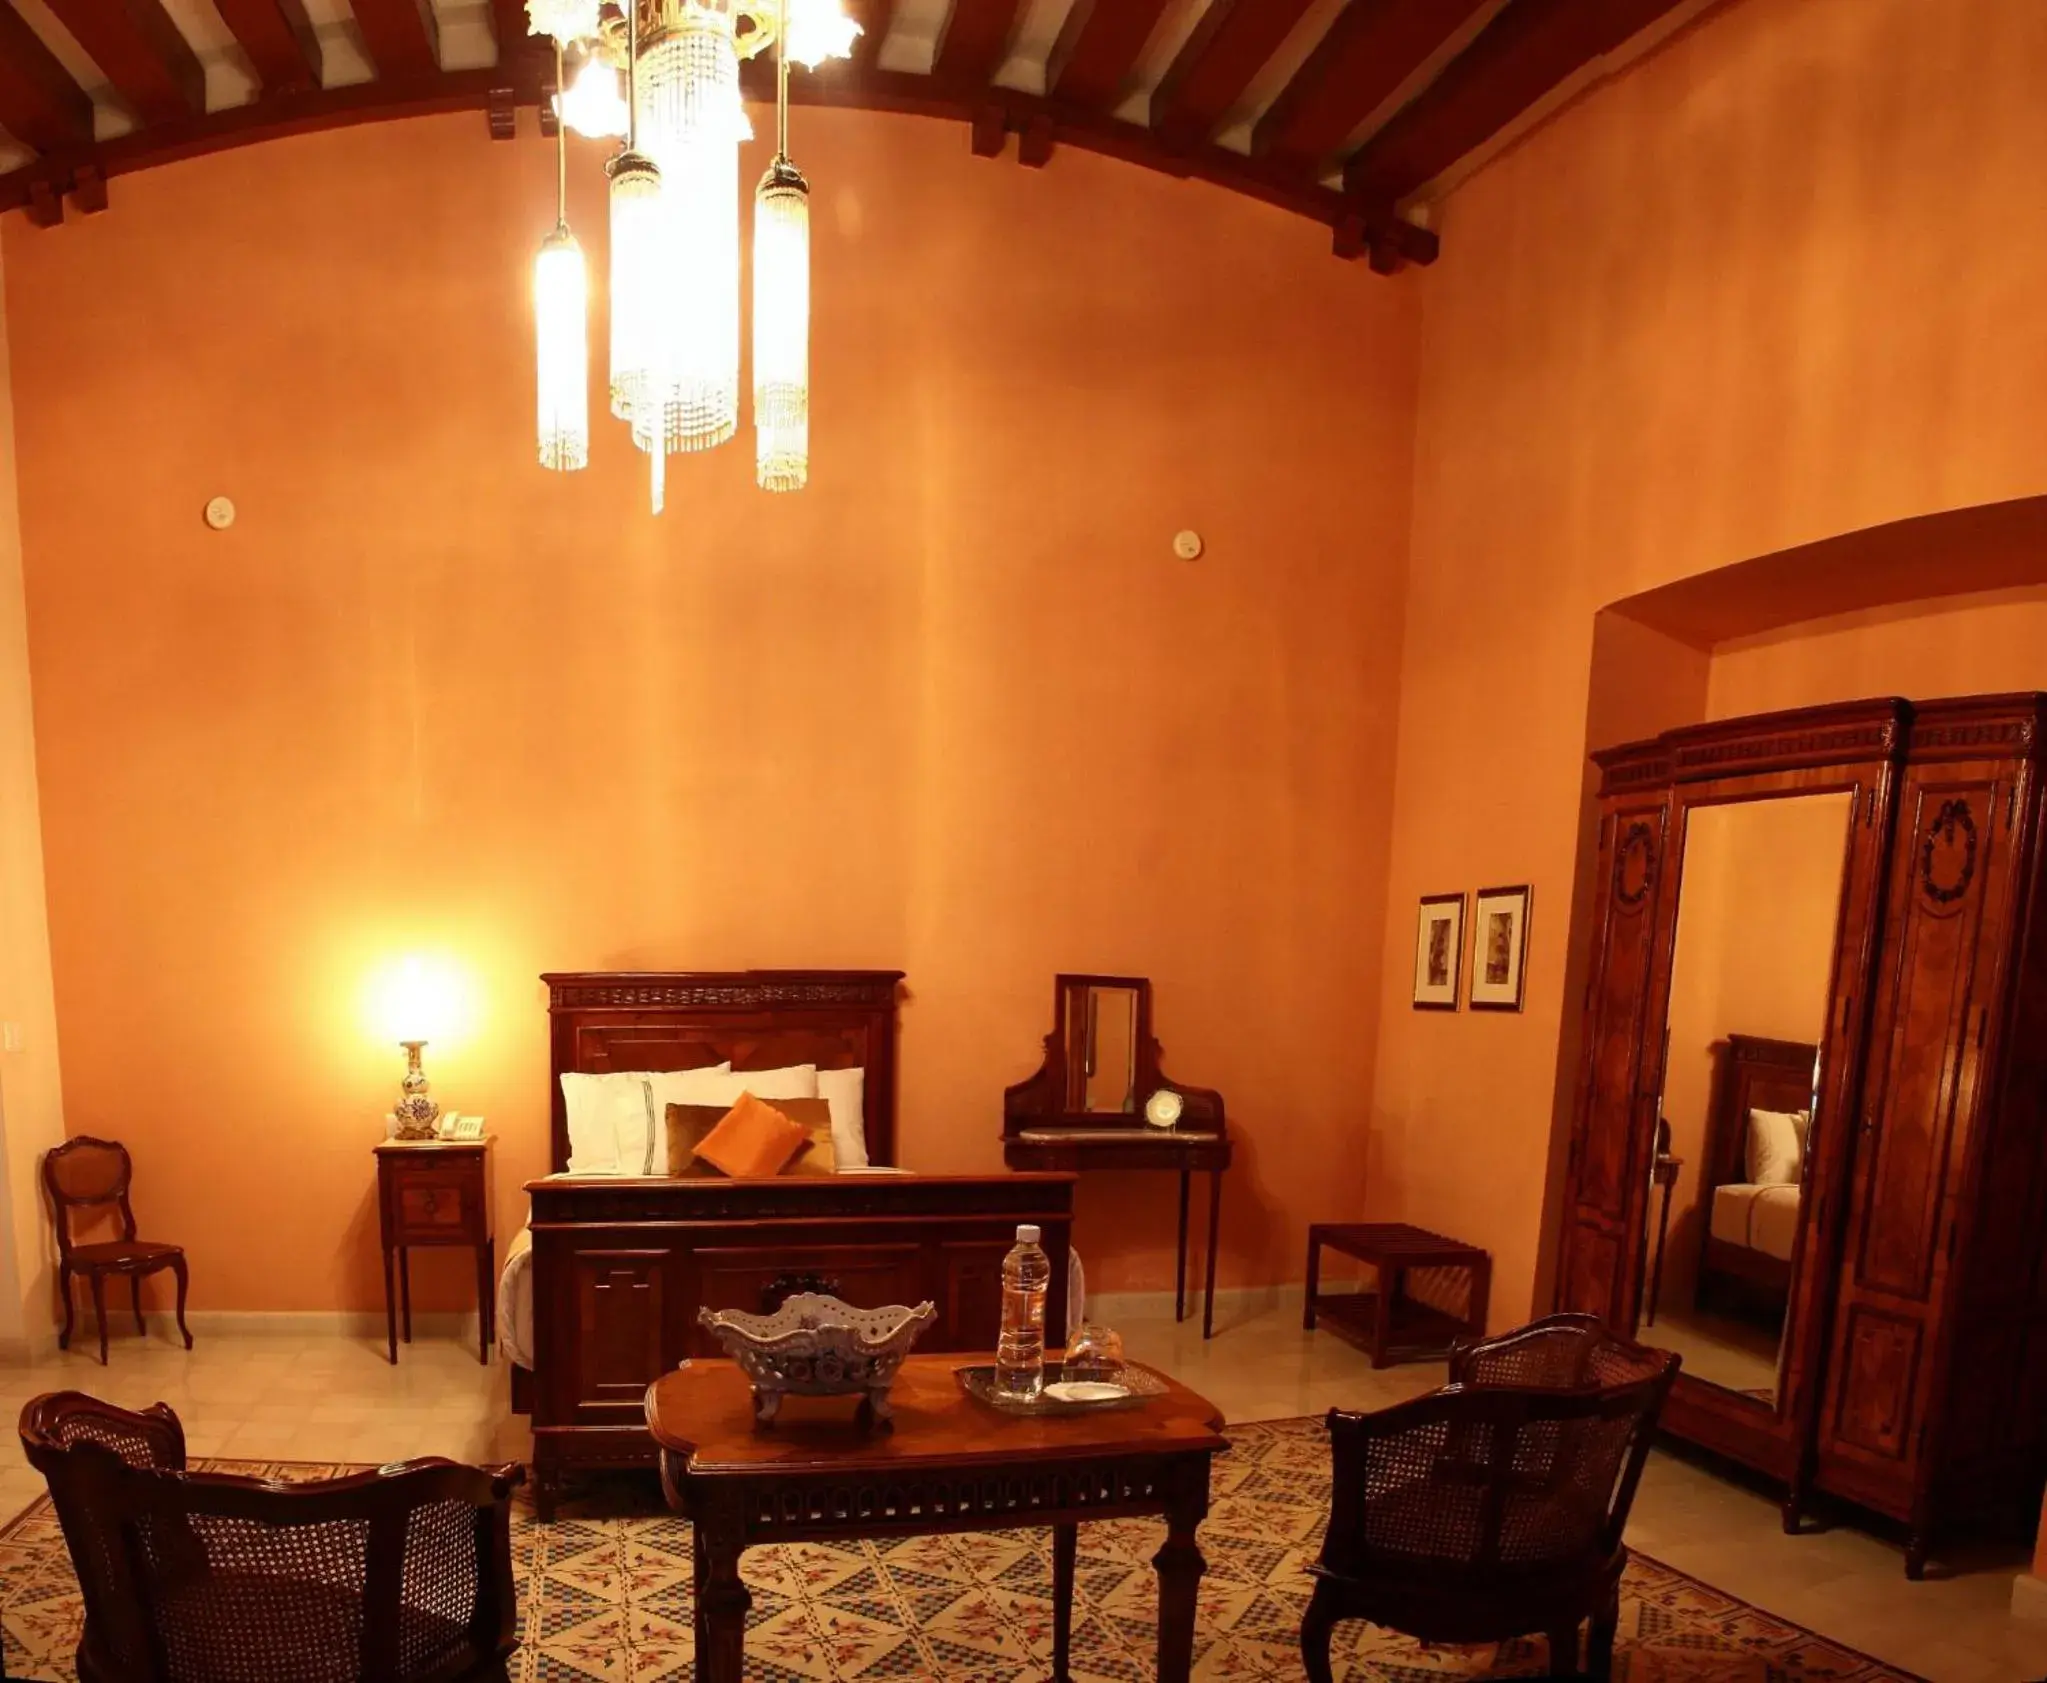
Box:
[1555, 694, 2047, 1577]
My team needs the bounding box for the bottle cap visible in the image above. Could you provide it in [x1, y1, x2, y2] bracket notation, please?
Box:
[1017, 1224, 1040, 1244]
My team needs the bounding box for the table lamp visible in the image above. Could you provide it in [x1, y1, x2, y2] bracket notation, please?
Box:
[392, 1039, 442, 1139]
[384, 956, 450, 1140]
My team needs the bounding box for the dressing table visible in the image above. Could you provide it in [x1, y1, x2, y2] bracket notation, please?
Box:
[1002, 975, 1231, 1337]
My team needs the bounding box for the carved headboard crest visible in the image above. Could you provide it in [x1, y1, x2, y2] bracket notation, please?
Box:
[541, 969, 906, 1173]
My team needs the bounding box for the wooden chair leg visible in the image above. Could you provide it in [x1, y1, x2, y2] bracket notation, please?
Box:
[170, 1254, 193, 1350]
[56, 1262, 74, 1350]
[1548, 1620, 1580, 1676]
[131, 1273, 146, 1335]
[89, 1272, 109, 1365]
[1587, 1580, 1621, 1680]
[1299, 1582, 1341, 1683]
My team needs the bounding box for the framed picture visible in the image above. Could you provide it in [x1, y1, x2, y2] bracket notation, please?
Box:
[1412, 893, 1465, 1010]
[1470, 885, 1532, 1012]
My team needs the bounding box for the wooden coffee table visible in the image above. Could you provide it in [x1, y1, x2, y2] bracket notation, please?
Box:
[645, 1355, 1228, 1683]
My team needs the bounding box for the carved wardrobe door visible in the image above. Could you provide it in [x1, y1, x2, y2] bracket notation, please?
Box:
[1814, 696, 2047, 1575]
[1554, 741, 1672, 1327]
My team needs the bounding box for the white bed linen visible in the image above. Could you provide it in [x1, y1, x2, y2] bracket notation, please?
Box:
[499, 1225, 535, 1370]
[1709, 1181, 1801, 1262]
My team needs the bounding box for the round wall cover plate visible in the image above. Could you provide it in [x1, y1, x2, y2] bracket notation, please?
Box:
[1145, 1089, 1183, 1129]
[203, 496, 235, 531]
[1173, 530, 1203, 560]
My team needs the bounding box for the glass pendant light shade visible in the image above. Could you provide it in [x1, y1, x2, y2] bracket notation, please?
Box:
[606, 149, 671, 434]
[526, 0, 600, 44]
[556, 51, 628, 138]
[753, 160, 809, 492]
[634, 3, 746, 453]
[534, 225, 588, 471]
[783, 0, 861, 69]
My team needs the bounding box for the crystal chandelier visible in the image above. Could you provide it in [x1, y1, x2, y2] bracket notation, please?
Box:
[526, 0, 857, 506]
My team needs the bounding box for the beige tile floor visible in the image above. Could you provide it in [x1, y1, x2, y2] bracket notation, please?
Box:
[0, 1303, 2040, 1683]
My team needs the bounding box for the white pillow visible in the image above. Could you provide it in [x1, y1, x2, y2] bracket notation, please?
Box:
[816, 1065, 869, 1169]
[1746, 1107, 1807, 1187]
[561, 1072, 652, 1175]
[645, 1063, 820, 1170]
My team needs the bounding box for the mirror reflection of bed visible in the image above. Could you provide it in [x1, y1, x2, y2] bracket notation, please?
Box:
[1641, 791, 1852, 1405]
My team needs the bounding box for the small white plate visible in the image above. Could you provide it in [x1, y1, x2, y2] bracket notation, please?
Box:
[1043, 1380, 1130, 1404]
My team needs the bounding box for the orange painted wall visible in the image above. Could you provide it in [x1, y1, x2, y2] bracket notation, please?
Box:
[1708, 587, 2047, 718]
[1, 108, 1419, 1315]
[1371, 0, 2047, 1324]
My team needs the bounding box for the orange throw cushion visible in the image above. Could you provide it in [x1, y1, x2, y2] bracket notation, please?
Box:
[692, 1091, 811, 1178]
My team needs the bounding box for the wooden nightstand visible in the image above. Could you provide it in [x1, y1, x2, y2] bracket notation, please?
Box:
[374, 1137, 495, 1365]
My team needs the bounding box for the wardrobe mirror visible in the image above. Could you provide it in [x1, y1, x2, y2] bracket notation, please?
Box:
[1641, 790, 1853, 1408]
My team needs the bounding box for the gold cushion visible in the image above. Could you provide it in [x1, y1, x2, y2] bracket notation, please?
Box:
[663, 1103, 728, 1178]
[666, 1097, 836, 1177]
[772, 1097, 837, 1176]
[691, 1092, 811, 1179]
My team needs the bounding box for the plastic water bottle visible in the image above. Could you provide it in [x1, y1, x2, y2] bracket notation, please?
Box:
[995, 1223, 1050, 1401]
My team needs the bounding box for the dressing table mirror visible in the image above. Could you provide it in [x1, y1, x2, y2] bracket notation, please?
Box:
[1003, 975, 1231, 1335]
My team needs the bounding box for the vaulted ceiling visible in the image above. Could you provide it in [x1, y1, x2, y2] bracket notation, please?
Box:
[0, 0, 1720, 270]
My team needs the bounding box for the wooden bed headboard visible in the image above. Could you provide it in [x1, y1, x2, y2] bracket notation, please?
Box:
[1703, 1034, 1818, 1196]
[541, 970, 906, 1173]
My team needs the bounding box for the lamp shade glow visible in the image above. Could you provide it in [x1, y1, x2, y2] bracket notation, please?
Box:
[783, 0, 861, 69]
[556, 51, 628, 139]
[370, 955, 463, 1047]
[525, 0, 599, 44]
[753, 160, 809, 492]
[534, 224, 588, 472]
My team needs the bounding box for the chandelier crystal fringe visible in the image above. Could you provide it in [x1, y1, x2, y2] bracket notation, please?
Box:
[534, 43, 588, 472]
[635, 4, 748, 455]
[524, 0, 859, 503]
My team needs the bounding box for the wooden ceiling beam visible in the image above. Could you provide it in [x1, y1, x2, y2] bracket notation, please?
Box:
[213, 0, 321, 93]
[1342, 0, 1694, 203]
[42, 0, 204, 125]
[0, 60, 1435, 271]
[1150, 0, 1314, 149]
[0, 3, 94, 152]
[486, 0, 547, 98]
[348, 0, 440, 81]
[931, 0, 1025, 90]
[1046, 0, 1170, 111]
[1252, 0, 1488, 173]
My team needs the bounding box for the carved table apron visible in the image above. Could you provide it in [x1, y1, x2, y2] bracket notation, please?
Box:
[645, 1354, 1227, 1683]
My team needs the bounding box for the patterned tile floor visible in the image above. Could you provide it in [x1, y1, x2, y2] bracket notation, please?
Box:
[0, 1300, 2042, 1680]
[1, 1420, 1927, 1683]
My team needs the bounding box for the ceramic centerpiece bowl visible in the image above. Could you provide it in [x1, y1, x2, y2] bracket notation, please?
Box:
[697, 1293, 937, 1426]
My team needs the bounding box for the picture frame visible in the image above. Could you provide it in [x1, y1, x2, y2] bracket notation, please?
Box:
[1412, 892, 1465, 1010]
[1469, 884, 1533, 1012]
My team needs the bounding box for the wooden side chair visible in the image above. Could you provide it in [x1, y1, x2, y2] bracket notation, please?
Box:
[1302, 1314, 1678, 1681]
[43, 1136, 191, 1365]
[20, 1391, 523, 1683]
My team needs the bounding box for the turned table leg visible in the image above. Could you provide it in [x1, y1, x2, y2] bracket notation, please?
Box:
[1174, 1169, 1190, 1323]
[694, 1517, 751, 1683]
[1153, 1471, 1208, 1683]
[1051, 1521, 1077, 1683]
